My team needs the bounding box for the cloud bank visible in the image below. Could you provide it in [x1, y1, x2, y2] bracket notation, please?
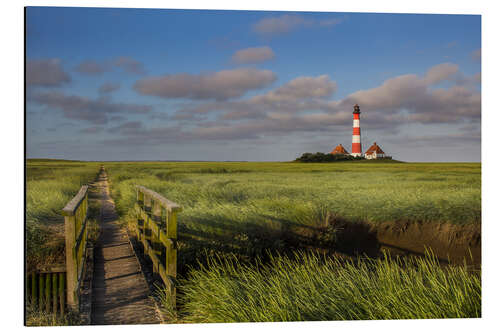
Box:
[134, 68, 277, 101]
[74, 57, 146, 76]
[75, 60, 110, 75]
[27, 58, 71, 87]
[30, 91, 152, 125]
[252, 14, 344, 37]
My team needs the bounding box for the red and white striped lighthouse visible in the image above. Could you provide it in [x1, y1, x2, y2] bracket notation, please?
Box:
[351, 104, 362, 157]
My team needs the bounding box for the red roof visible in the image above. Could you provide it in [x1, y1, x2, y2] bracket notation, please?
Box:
[365, 142, 385, 155]
[331, 144, 349, 155]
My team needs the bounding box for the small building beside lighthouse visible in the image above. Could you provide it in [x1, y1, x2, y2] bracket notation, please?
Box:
[330, 144, 349, 155]
[364, 142, 386, 159]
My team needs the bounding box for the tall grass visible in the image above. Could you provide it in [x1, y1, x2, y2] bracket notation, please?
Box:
[103, 162, 480, 321]
[26, 161, 99, 271]
[171, 251, 480, 322]
[25, 303, 81, 326]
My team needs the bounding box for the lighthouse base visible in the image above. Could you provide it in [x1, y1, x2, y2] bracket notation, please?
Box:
[350, 153, 362, 157]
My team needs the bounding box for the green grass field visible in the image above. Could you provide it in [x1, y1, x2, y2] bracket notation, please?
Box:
[105, 161, 480, 226]
[104, 161, 480, 261]
[26, 159, 481, 322]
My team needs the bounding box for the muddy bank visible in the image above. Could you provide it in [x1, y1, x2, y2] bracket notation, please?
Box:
[326, 216, 481, 267]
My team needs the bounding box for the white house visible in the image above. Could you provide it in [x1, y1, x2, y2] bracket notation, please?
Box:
[364, 142, 386, 159]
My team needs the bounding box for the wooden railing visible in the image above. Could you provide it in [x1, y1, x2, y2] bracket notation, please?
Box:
[134, 186, 182, 305]
[62, 185, 90, 311]
[26, 184, 90, 313]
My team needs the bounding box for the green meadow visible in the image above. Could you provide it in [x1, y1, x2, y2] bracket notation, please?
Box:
[26, 160, 481, 321]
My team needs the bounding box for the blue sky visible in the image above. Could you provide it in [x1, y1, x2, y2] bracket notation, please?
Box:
[26, 7, 481, 161]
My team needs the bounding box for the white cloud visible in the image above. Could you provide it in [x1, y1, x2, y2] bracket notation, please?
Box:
[231, 46, 275, 64]
[252, 14, 307, 37]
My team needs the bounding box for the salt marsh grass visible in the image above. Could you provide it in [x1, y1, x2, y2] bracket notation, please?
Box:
[26, 160, 481, 321]
[104, 161, 480, 321]
[105, 161, 480, 267]
[26, 160, 99, 271]
[173, 251, 480, 322]
[105, 161, 480, 228]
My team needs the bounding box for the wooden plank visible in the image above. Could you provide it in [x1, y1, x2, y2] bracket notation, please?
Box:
[36, 265, 66, 273]
[166, 211, 177, 277]
[144, 216, 152, 244]
[158, 265, 176, 309]
[52, 273, 58, 313]
[45, 273, 51, 312]
[137, 188, 144, 207]
[158, 229, 174, 247]
[150, 219, 160, 238]
[59, 273, 65, 315]
[152, 200, 162, 264]
[166, 245, 177, 278]
[74, 216, 88, 256]
[75, 243, 87, 295]
[158, 263, 169, 287]
[136, 186, 182, 212]
[166, 211, 177, 239]
[62, 185, 89, 216]
[26, 272, 30, 308]
[31, 273, 37, 308]
[39, 274, 44, 309]
[144, 194, 151, 216]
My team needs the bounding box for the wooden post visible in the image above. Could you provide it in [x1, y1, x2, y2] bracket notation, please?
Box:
[64, 214, 78, 312]
[136, 189, 144, 241]
[52, 273, 58, 313]
[166, 211, 177, 278]
[144, 194, 152, 247]
[45, 273, 51, 312]
[39, 274, 44, 309]
[26, 272, 30, 309]
[59, 272, 65, 314]
[62, 185, 88, 313]
[31, 273, 37, 309]
[152, 199, 162, 273]
[166, 210, 177, 307]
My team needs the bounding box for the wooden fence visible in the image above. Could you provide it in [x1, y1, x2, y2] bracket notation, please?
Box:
[26, 269, 66, 314]
[134, 185, 182, 305]
[26, 184, 90, 313]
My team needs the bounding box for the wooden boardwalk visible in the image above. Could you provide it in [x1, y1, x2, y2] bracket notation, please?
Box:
[91, 172, 160, 325]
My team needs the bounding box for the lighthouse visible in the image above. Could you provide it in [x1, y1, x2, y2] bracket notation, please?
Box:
[351, 104, 362, 157]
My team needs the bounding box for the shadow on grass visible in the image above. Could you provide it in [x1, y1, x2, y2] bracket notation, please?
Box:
[173, 213, 381, 277]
